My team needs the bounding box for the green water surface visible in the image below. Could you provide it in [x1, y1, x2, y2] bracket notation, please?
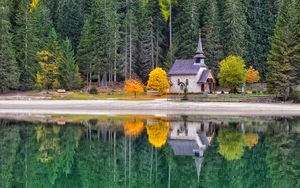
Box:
[0, 115, 300, 188]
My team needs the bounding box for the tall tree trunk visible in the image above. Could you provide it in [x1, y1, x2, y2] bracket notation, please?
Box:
[156, 30, 159, 67]
[86, 74, 89, 87]
[25, 10, 28, 82]
[151, 27, 154, 70]
[98, 72, 101, 87]
[109, 66, 112, 86]
[125, 26, 128, 80]
[89, 70, 92, 87]
[104, 72, 108, 87]
[129, 21, 132, 79]
[114, 23, 117, 83]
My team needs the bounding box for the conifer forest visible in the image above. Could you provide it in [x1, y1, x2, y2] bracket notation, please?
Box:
[0, 0, 299, 96]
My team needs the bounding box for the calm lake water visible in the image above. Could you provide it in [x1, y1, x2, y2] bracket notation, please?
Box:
[1, 114, 300, 188]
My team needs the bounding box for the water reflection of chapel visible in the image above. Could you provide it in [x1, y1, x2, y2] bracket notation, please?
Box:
[167, 116, 217, 182]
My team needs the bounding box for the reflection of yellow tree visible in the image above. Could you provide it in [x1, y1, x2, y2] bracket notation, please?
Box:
[35, 125, 61, 163]
[124, 121, 144, 137]
[245, 133, 259, 149]
[146, 122, 170, 148]
[218, 127, 246, 160]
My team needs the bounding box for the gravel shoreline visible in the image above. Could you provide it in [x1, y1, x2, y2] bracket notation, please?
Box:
[0, 100, 299, 116]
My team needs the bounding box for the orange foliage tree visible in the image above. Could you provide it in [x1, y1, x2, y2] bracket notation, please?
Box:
[124, 121, 145, 137]
[124, 79, 144, 97]
[146, 121, 170, 148]
[244, 133, 259, 149]
[246, 66, 260, 84]
[146, 68, 170, 94]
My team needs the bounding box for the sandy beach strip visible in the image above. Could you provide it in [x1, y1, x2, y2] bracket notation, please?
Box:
[0, 100, 299, 116]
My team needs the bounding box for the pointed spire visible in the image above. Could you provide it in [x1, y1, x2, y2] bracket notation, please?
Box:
[194, 32, 205, 59]
[196, 33, 204, 54]
[194, 32, 206, 67]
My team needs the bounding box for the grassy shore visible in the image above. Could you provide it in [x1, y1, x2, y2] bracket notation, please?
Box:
[169, 93, 275, 103]
[50, 91, 167, 100]
[0, 89, 275, 103]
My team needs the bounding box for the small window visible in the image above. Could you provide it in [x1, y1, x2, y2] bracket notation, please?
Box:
[180, 84, 184, 90]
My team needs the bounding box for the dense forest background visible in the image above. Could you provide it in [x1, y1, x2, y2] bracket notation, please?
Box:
[0, 0, 299, 93]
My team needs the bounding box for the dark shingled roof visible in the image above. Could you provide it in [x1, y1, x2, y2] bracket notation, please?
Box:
[168, 59, 201, 75]
[167, 140, 200, 156]
[198, 70, 210, 83]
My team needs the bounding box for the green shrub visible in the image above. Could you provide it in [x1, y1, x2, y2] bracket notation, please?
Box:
[89, 87, 98, 95]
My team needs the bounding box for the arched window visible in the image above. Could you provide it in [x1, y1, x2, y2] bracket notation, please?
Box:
[180, 84, 184, 90]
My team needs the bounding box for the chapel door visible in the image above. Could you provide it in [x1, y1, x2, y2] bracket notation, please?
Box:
[201, 84, 205, 92]
[209, 81, 213, 94]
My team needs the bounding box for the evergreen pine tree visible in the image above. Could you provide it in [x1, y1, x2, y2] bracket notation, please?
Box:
[79, 0, 92, 15]
[45, 0, 59, 27]
[77, 19, 94, 86]
[137, 0, 165, 81]
[202, 0, 223, 75]
[173, 0, 200, 59]
[56, 0, 85, 51]
[159, 0, 175, 70]
[0, 0, 19, 93]
[59, 38, 81, 90]
[77, 0, 120, 86]
[243, 0, 281, 80]
[266, 0, 300, 100]
[221, 0, 248, 57]
[46, 28, 61, 57]
[14, 0, 52, 90]
[137, 1, 154, 81]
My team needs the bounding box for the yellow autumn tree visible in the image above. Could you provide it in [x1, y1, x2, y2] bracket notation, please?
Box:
[146, 122, 170, 148]
[244, 133, 259, 149]
[146, 67, 170, 94]
[246, 66, 260, 84]
[124, 121, 145, 137]
[124, 79, 144, 97]
[218, 55, 247, 93]
[30, 0, 40, 11]
[35, 51, 60, 90]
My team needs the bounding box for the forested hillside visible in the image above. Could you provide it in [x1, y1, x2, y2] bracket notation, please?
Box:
[0, 0, 299, 94]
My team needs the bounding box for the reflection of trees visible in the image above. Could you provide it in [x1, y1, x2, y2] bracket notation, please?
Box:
[200, 134, 271, 188]
[36, 124, 61, 163]
[124, 121, 144, 137]
[0, 121, 20, 188]
[245, 133, 259, 149]
[163, 146, 199, 188]
[266, 121, 300, 188]
[75, 118, 172, 187]
[0, 118, 193, 187]
[76, 124, 123, 188]
[146, 121, 170, 148]
[5, 117, 299, 187]
[218, 125, 246, 160]
[30, 124, 82, 185]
